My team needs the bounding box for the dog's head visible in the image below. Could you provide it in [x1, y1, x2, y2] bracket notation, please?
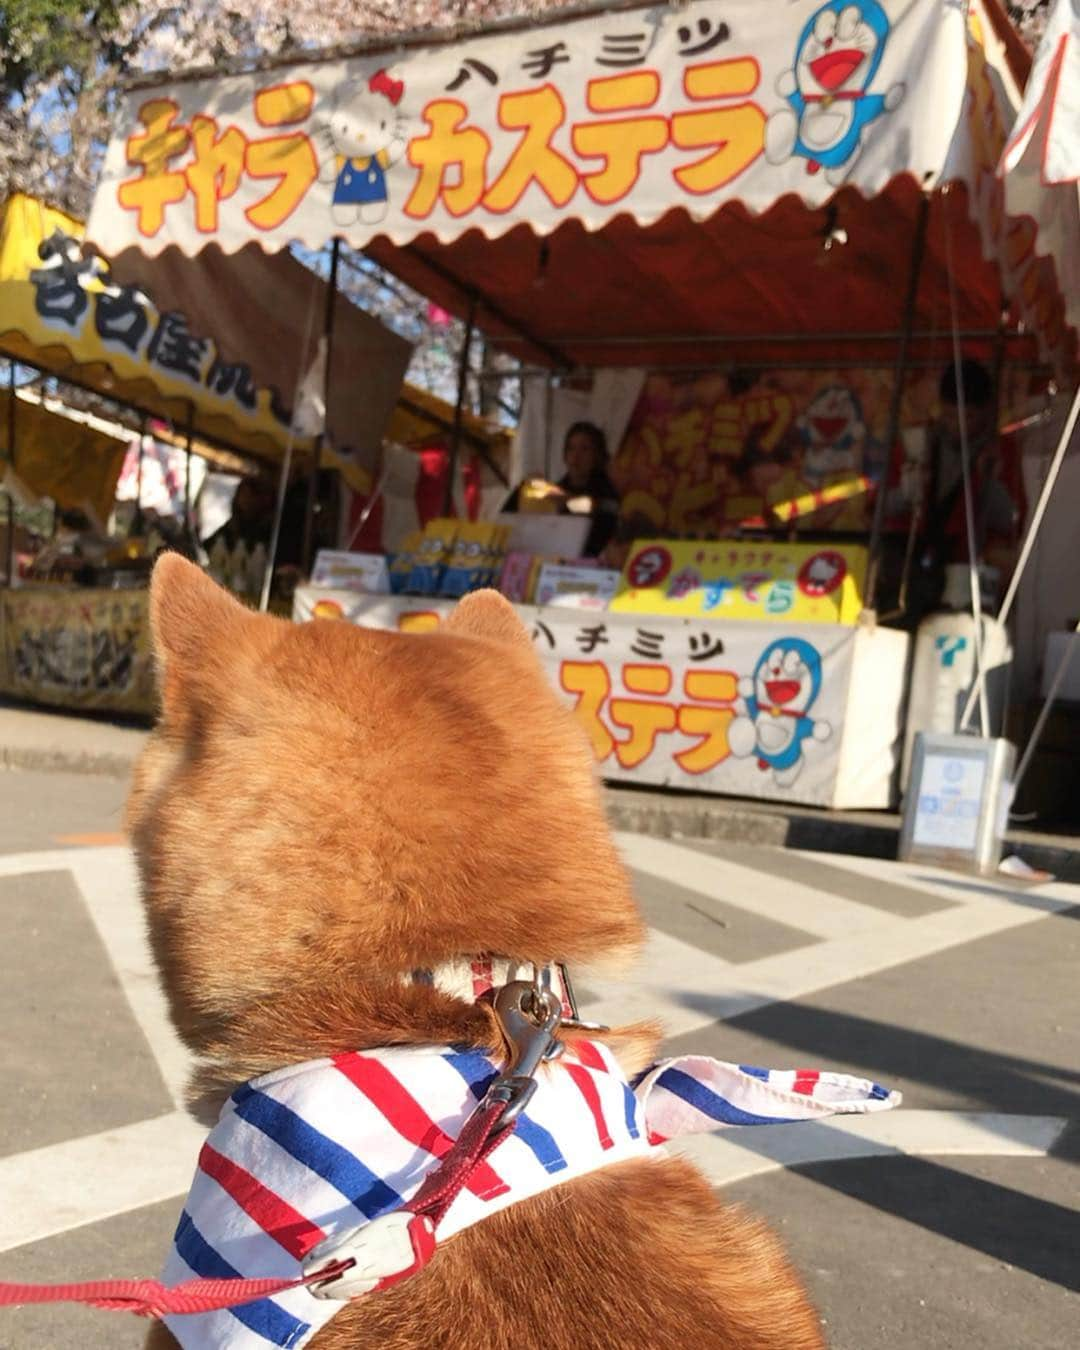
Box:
[127, 554, 642, 1052]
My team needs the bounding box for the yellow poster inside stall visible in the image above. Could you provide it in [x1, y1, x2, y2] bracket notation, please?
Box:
[610, 540, 866, 625]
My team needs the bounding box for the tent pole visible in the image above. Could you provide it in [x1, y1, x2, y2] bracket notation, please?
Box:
[135, 426, 145, 533]
[443, 294, 477, 517]
[544, 372, 554, 480]
[184, 401, 195, 545]
[957, 385, 1080, 732]
[303, 235, 341, 573]
[6, 360, 15, 587]
[260, 264, 324, 613]
[864, 194, 930, 614]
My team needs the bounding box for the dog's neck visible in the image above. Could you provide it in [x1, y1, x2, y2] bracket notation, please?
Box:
[184, 956, 576, 1122]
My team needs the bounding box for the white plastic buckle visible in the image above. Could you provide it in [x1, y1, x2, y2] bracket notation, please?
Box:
[302, 1211, 436, 1301]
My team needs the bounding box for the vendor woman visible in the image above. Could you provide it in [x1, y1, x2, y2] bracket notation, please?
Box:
[504, 421, 621, 557]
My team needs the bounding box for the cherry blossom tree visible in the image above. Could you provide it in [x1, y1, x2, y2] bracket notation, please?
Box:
[2, 2, 579, 411]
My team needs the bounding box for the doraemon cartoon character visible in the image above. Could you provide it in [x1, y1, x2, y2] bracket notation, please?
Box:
[727, 638, 832, 787]
[318, 69, 407, 226]
[798, 384, 866, 485]
[764, 1, 905, 186]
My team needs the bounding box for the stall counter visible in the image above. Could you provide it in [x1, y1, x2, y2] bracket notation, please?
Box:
[0, 585, 156, 717]
[294, 586, 909, 810]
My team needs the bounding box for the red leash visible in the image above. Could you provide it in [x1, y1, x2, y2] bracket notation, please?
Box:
[0, 1265, 350, 1318]
[0, 1099, 510, 1319]
[0, 979, 556, 1321]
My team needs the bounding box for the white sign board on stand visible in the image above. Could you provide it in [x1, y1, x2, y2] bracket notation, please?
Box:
[900, 732, 1016, 874]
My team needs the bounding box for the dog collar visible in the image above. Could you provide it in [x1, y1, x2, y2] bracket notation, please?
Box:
[410, 957, 592, 1027]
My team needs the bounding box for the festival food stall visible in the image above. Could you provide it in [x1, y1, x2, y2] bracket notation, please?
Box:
[84, 0, 1076, 804]
[294, 537, 903, 808]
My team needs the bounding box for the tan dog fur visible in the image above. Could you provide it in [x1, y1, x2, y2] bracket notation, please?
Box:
[130, 554, 824, 1350]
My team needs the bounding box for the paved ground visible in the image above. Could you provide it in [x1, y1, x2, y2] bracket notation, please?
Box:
[0, 767, 1077, 1349]
[3, 697, 1077, 880]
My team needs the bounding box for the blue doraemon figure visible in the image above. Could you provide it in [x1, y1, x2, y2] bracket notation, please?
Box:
[728, 638, 832, 788]
[764, 1, 905, 187]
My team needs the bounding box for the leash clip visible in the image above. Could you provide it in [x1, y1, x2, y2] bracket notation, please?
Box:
[302, 1211, 436, 1301]
[485, 979, 562, 1126]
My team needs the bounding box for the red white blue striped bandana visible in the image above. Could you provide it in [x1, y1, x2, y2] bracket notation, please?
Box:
[163, 1042, 898, 1348]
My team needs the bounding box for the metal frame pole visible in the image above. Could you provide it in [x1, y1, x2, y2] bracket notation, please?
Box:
[443, 293, 478, 517]
[302, 236, 341, 573]
[135, 425, 145, 533]
[184, 401, 195, 546]
[864, 194, 931, 615]
[6, 360, 15, 587]
[957, 385, 1080, 732]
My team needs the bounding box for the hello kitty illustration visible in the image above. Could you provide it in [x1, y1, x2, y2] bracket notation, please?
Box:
[318, 69, 407, 226]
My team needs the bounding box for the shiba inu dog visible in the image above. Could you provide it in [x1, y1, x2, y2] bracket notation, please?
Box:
[130, 554, 824, 1350]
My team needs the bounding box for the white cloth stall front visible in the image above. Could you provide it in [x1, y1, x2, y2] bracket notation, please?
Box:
[294, 587, 908, 810]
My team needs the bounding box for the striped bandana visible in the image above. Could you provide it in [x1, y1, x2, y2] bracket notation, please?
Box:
[163, 1041, 899, 1348]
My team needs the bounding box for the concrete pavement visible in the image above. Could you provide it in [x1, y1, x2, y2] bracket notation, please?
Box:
[0, 697, 1076, 876]
[0, 766, 1076, 1347]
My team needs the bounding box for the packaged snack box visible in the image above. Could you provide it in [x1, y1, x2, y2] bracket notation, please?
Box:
[388, 532, 422, 595]
[440, 521, 499, 598]
[404, 518, 458, 595]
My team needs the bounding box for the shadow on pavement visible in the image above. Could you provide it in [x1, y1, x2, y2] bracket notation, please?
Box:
[668, 988, 1080, 1294]
[794, 1154, 1080, 1294]
[671, 999, 1080, 1114]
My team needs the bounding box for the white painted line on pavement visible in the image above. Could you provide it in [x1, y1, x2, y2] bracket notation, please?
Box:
[581, 926, 733, 1032]
[0, 1108, 1065, 1253]
[793, 849, 1080, 913]
[615, 832, 891, 940]
[581, 875, 1078, 1038]
[0, 1111, 204, 1253]
[68, 847, 194, 1110]
[0, 850, 103, 878]
[0, 846, 194, 1109]
[673, 1110, 1071, 1188]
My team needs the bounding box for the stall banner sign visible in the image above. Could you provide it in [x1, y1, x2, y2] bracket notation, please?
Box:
[611, 540, 866, 625]
[0, 587, 156, 716]
[86, 1, 968, 259]
[0, 194, 295, 451]
[611, 367, 951, 538]
[294, 586, 854, 806]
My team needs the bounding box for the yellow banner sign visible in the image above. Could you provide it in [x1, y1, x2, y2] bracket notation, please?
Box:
[0, 194, 295, 460]
[610, 539, 866, 624]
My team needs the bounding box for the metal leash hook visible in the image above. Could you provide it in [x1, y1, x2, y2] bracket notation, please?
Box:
[485, 980, 563, 1126]
[542, 960, 609, 1034]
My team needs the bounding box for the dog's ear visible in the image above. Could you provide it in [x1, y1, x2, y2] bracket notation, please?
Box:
[442, 589, 534, 651]
[149, 552, 263, 725]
